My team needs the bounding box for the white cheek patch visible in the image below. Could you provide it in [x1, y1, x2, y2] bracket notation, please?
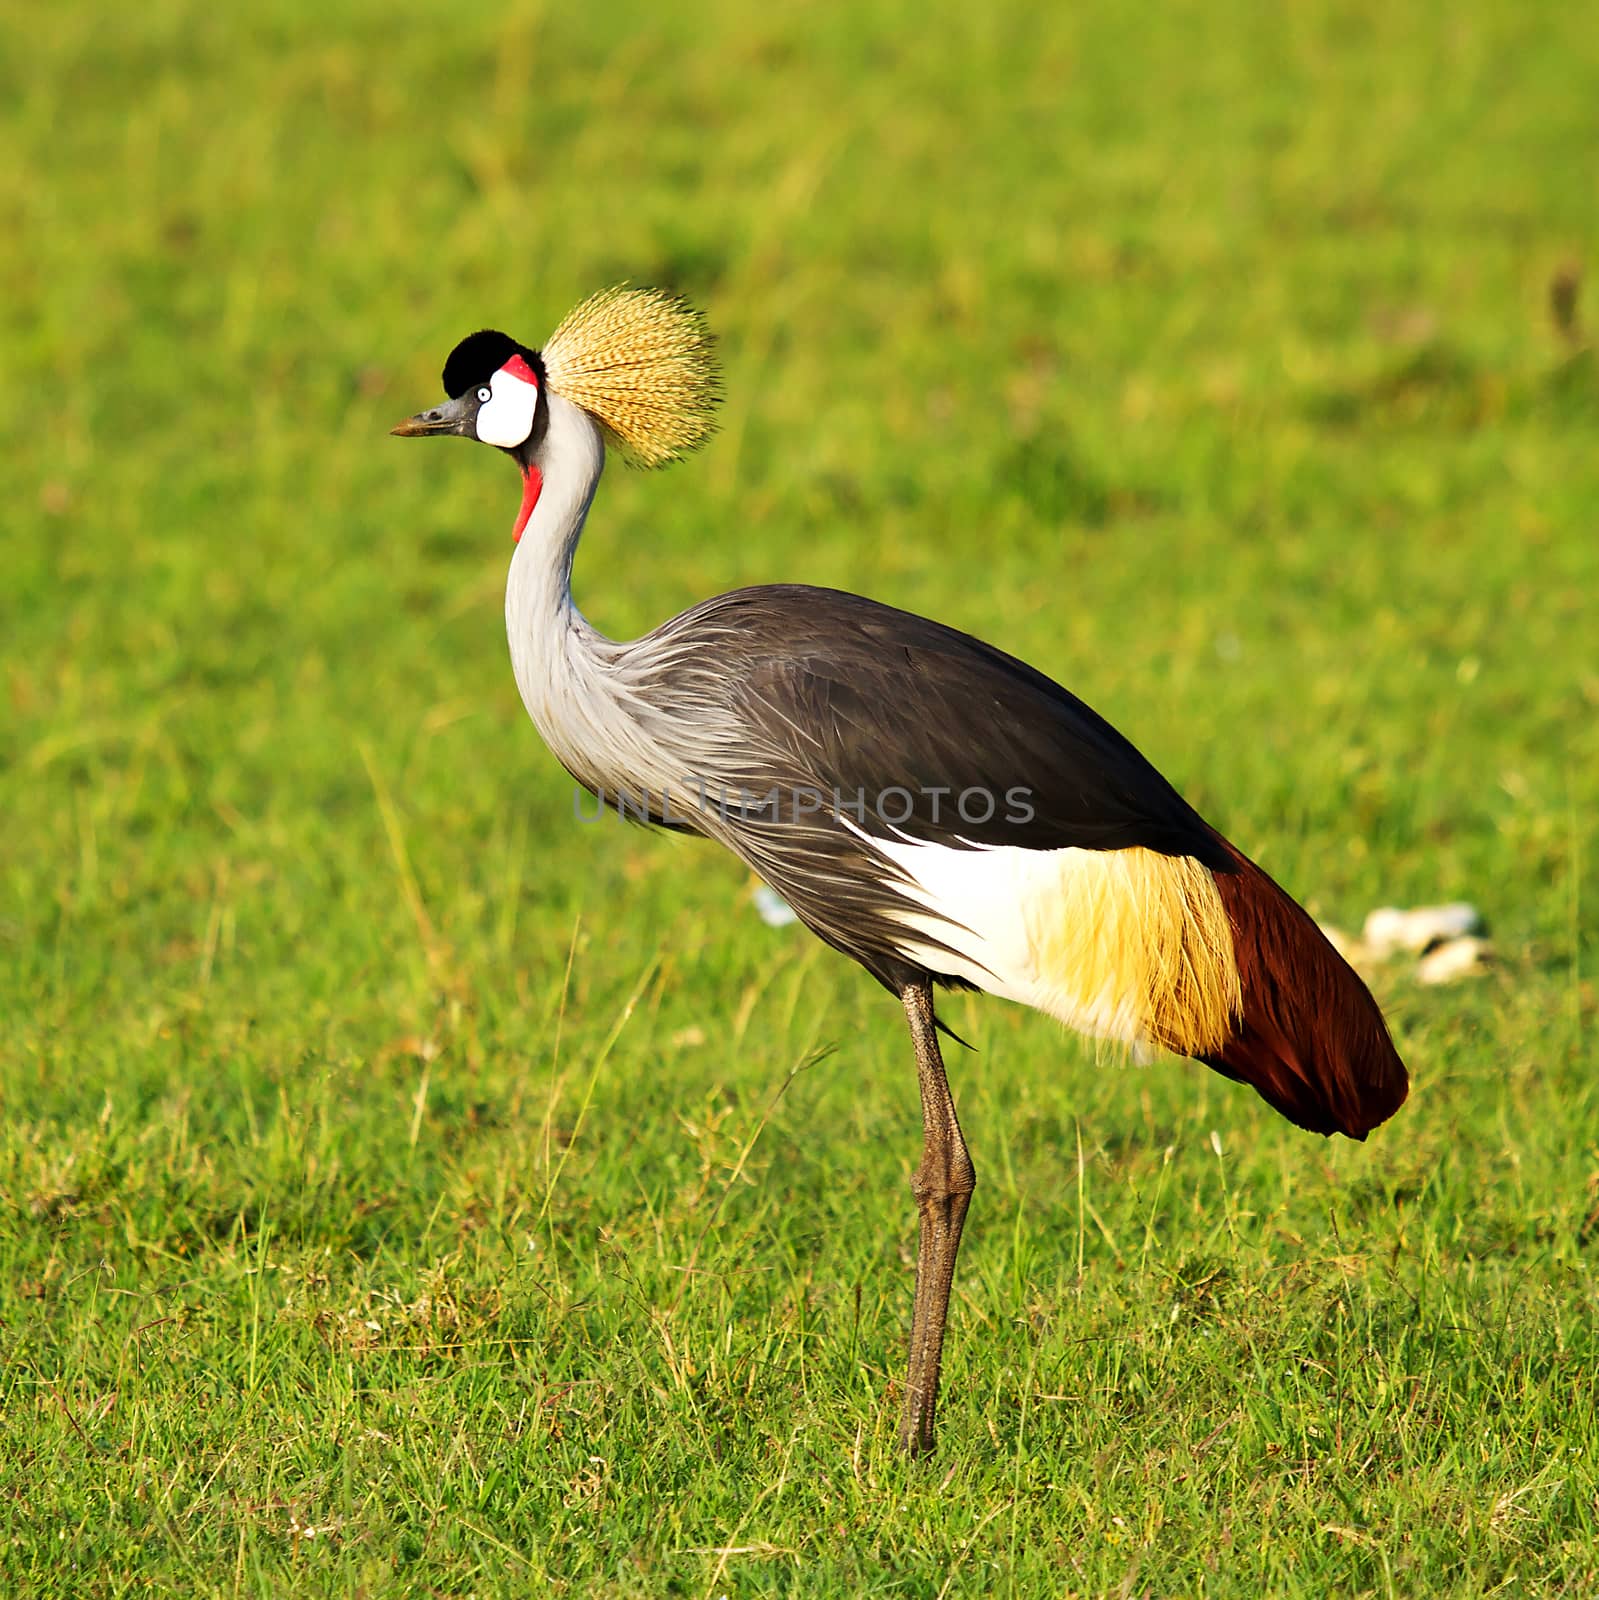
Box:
[475, 365, 539, 448]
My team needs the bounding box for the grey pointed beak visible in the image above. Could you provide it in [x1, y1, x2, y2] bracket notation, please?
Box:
[391, 393, 476, 438]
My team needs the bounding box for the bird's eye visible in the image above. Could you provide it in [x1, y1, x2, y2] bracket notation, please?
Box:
[476, 386, 492, 403]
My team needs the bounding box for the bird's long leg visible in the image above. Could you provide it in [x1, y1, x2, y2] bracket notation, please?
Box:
[897, 977, 976, 1456]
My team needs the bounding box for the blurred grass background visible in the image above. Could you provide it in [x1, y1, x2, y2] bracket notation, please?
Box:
[2, 0, 1597, 1594]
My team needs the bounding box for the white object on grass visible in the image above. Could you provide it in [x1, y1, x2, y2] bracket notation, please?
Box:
[1416, 936, 1494, 985]
[753, 885, 799, 927]
[1362, 903, 1483, 959]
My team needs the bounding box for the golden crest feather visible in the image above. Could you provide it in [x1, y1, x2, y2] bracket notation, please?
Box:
[540, 286, 720, 468]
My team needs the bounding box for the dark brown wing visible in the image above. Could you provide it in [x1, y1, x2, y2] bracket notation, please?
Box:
[662, 584, 1228, 864]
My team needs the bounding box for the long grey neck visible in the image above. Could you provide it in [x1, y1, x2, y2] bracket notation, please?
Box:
[504, 391, 727, 812]
[504, 393, 634, 789]
[505, 391, 606, 650]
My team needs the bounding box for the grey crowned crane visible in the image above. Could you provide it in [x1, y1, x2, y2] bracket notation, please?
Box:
[393, 287, 1409, 1456]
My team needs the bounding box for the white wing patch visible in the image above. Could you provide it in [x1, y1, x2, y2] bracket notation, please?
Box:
[476, 366, 540, 448]
[863, 832, 1239, 1058]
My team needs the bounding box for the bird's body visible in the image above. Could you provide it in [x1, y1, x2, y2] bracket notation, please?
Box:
[396, 288, 1408, 1454]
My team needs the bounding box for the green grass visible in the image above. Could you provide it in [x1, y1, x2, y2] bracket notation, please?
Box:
[4, 0, 1599, 1593]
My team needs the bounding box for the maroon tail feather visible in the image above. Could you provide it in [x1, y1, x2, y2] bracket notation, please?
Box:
[1200, 836, 1408, 1139]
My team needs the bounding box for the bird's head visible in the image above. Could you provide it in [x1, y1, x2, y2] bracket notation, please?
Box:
[393, 287, 720, 539]
[391, 328, 549, 454]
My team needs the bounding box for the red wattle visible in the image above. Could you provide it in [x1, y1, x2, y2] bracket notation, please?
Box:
[513, 464, 543, 542]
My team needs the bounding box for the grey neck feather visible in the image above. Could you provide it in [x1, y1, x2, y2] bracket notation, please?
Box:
[506, 393, 604, 642]
[504, 391, 716, 806]
[504, 393, 612, 779]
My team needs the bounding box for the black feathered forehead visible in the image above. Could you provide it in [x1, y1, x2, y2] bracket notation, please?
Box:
[442, 330, 544, 398]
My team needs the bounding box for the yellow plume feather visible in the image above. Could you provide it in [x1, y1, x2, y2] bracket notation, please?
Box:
[540, 286, 720, 468]
[1024, 848, 1241, 1058]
